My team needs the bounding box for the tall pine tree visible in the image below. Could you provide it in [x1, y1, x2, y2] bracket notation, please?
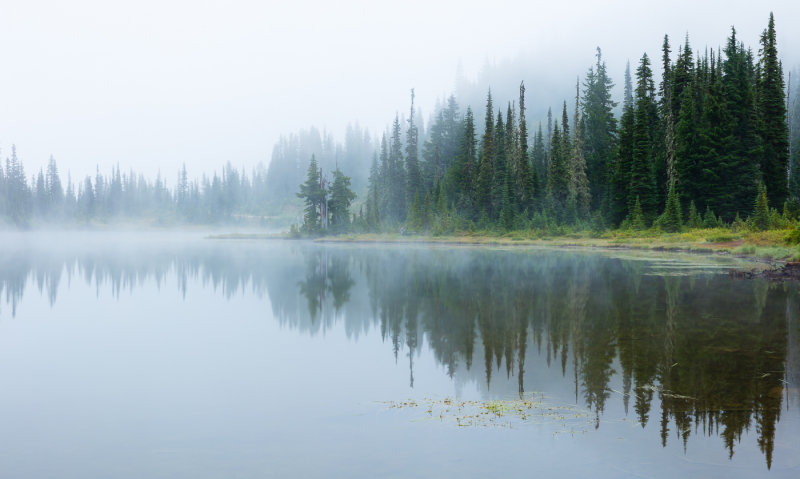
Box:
[581, 48, 618, 214]
[757, 13, 789, 208]
[629, 53, 658, 220]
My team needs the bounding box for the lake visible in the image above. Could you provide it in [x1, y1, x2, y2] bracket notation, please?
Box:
[0, 233, 798, 478]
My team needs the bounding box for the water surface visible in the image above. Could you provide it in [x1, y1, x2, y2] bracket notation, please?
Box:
[0, 233, 798, 478]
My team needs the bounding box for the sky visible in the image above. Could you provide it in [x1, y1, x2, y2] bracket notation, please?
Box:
[0, 0, 798, 183]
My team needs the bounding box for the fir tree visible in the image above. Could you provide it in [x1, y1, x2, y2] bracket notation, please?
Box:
[546, 121, 570, 219]
[492, 110, 510, 222]
[366, 154, 381, 229]
[757, 13, 789, 208]
[405, 89, 423, 218]
[45, 156, 64, 217]
[657, 181, 682, 232]
[752, 182, 770, 231]
[296, 155, 325, 234]
[4, 146, 31, 225]
[687, 200, 701, 228]
[571, 78, 591, 219]
[695, 49, 726, 214]
[449, 107, 477, 215]
[378, 134, 390, 221]
[388, 115, 406, 222]
[531, 123, 547, 209]
[515, 82, 535, 214]
[718, 27, 760, 219]
[581, 48, 618, 213]
[674, 74, 699, 210]
[629, 53, 658, 218]
[328, 167, 356, 233]
[476, 91, 495, 216]
[703, 205, 720, 228]
[631, 196, 646, 230]
[612, 61, 635, 225]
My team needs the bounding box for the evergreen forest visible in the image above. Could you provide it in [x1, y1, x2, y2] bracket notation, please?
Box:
[2, 14, 800, 236]
[295, 14, 800, 237]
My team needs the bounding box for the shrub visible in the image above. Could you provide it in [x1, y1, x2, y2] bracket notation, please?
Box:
[786, 222, 800, 244]
[631, 197, 647, 231]
[703, 206, 721, 228]
[687, 201, 702, 228]
[752, 183, 770, 231]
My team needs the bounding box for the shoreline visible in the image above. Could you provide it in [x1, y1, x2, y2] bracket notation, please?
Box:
[209, 229, 799, 270]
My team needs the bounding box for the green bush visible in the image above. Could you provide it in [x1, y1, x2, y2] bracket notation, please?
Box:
[706, 232, 736, 243]
[786, 222, 800, 244]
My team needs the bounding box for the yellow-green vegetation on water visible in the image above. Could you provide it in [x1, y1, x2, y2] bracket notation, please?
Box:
[317, 226, 800, 261]
[381, 394, 595, 433]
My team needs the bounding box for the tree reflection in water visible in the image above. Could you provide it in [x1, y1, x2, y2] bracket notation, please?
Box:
[1, 241, 796, 468]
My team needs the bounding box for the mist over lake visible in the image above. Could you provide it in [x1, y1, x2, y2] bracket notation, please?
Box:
[0, 233, 797, 478]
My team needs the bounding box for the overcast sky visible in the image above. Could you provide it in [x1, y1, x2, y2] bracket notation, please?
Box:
[0, 0, 798, 183]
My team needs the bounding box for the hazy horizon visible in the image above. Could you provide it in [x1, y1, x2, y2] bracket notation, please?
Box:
[1, 0, 798, 183]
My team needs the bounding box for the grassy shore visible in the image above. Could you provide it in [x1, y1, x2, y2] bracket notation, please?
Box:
[309, 227, 800, 262]
[210, 225, 800, 262]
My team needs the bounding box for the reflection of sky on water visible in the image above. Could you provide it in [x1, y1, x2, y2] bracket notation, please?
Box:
[0, 234, 798, 477]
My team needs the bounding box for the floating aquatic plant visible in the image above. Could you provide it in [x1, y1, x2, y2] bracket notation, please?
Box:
[381, 393, 594, 432]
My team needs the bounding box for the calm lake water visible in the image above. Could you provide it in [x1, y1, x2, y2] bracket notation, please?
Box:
[0, 233, 798, 478]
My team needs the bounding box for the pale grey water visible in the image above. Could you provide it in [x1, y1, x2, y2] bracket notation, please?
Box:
[0, 233, 798, 478]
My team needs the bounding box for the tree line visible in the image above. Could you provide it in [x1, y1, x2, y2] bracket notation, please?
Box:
[297, 13, 798, 236]
[0, 150, 278, 226]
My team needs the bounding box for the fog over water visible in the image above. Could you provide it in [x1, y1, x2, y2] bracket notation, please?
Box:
[0, 234, 798, 477]
[1, 0, 798, 181]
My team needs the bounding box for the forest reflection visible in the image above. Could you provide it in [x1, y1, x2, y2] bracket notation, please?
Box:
[1, 240, 797, 468]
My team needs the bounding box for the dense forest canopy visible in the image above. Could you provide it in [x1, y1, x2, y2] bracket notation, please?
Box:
[1, 13, 798, 232]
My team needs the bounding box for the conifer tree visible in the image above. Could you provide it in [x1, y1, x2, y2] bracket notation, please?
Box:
[630, 53, 658, 219]
[45, 156, 64, 217]
[546, 121, 569, 219]
[612, 61, 635, 225]
[405, 89, 423, 218]
[378, 134, 390, 221]
[695, 49, 726, 214]
[328, 167, 356, 233]
[366, 154, 381, 229]
[35, 169, 46, 216]
[388, 115, 407, 222]
[515, 82, 535, 214]
[4, 146, 31, 225]
[296, 155, 325, 234]
[476, 91, 495, 216]
[687, 200, 701, 228]
[718, 27, 760, 219]
[752, 182, 770, 231]
[674, 74, 699, 210]
[757, 13, 789, 208]
[571, 79, 591, 219]
[660, 35, 673, 107]
[703, 205, 720, 228]
[631, 196, 646, 230]
[492, 110, 510, 221]
[531, 123, 547, 209]
[654, 36, 674, 206]
[546, 107, 553, 165]
[656, 181, 682, 232]
[581, 48, 617, 213]
[671, 36, 695, 128]
[449, 107, 476, 215]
